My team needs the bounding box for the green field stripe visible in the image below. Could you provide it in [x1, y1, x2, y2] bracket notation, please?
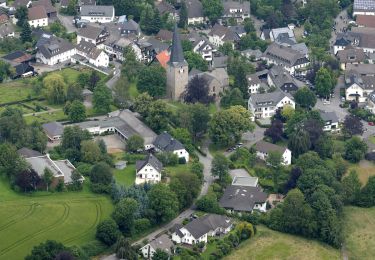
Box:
[0, 203, 36, 232]
[62, 201, 102, 244]
[0, 203, 70, 257]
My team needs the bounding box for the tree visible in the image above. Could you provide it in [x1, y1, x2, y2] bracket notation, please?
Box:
[140, 4, 160, 35]
[0, 143, 27, 179]
[184, 51, 208, 71]
[235, 222, 254, 241]
[178, 1, 188, 28]
[288, 129, 311, 158]
[66, 84, 83, 102]
[115, 237, 138, 260]
[209, 106, 254, 147]
[90, 162, 113, 193]
[133, 92, 153, 117]
[211, 154, 230, 183]
[0, 60, 15, 81]
[16, 169, 41, 192]
[148, 183, 179, 223]
[220, 88, 244, 108]
[61, 126, 91, 158]
[265, 119, 283, 143]
[267, 151, 283, 191]
[303, 118, 323, 149]
[196, 194, 224, 214]
[356, 176, 375, 207]
[315, 67, 334, 98]
[227, 56, 254, 98]
[112, 198, 138, 235]
[96, 219, 120, 246]
[183, 75, 214, 104]
[64, 0, 78, 15]
[126, 135, 144, 153]
[144, 100, 171, 133]
[42, 168, 53, 192]
[294, 87, 317, 108]
[137, 65, 166, 97]
[152, 249, 169, 260]
[68, 100, 86, 122]
[43, 74, 66, 104]
[343, 115, 364, 137]
[20, 21, 32, 43]
[244, 18, 255, 33]
[81, 140, 102, 163]
[171, 128, 194, 153]
[25, 240, 67, 260]
[15, 6, 28, 27]
[93, 86, 112, 114]
[170, 172, 200, 209]
[342, 170, 361, 205]
[77, 72, 90, 88]
[284, 167, 302, 193]
[179, 103, 210, 141]
[344, 136, 367, 163]
[122, 46, 144, 81]
[88, 70, 101, 91]
[202, 0, 224, 23]
[315, 134, 334, 159]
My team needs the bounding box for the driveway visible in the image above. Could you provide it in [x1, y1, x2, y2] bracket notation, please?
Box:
[57, 11, 77, 34]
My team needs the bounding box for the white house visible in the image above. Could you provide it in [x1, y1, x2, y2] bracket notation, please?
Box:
[74, 40, 109, 67]
[153, 132, 189, 162]
[80, 5, 115, 23]
[345, 64, 375, 103]
[247, 73, 262, 94]
[222, 0, 250, 23]
[208, 23, 240, 48]
[254, 140, 292, 166]
[190, 34, 215, 61]
[367, 91, 375, 114]
[319, 110, 340, 133]
[104, 38, 142, 61]
[28, 6, 48, 28]
[186, 0, 205, 25]
[353, 0, 375, 16]
[76, 25, 109, 46]
[140, 234, 174, 259]
[0, 0, 7, 8]
[172, 214, 233, 245]
[42, 122, 64, 142]
[135, 154, 163, 185]
[36, 36, 76, 65]
[248, 89, 295, 121]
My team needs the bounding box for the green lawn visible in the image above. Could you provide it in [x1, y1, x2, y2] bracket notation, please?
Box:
[165, 164, 191, 178]
[369, 136, 375, 145]
[0, 176, 113, 260]
[348, 160, 375, 186]
[225, 226, 340, 260]
[344, 206, 375, 260]
[0, 81, 35, 104]
[113, 165, 136, 187]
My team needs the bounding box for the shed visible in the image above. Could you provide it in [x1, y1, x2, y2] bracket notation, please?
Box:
[115, 160, 127, 170]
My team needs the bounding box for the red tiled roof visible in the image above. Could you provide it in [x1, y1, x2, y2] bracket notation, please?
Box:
[357, 15, 375, 28]
[156, 50, 170, 69]
[28, 6, 48, 21]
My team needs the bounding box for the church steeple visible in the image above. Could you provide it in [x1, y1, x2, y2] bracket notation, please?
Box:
[169, 24, 187, 66]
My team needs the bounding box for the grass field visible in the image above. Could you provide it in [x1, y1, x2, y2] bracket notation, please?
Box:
[113, 165, 136, 187]
[0, 81, 35, 104]
[0, 176, 113, 260]
[344, 206, 375, 260]
[225, 226, 341, 260]
[348, 160, 375, 185]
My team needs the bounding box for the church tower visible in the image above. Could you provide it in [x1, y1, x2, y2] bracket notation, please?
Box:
[166, 25, 188, 100]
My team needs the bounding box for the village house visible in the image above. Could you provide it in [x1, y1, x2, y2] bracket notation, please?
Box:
[80, 5, 115, 23]
[208, 23, 240, 48]
[231, 174, 259, 188]
[333, 36, 352, 55]
[172, 214, 233, 245]
[42, 122, 64, 142]
[319, 110, 340, 133]
[353, 0, 375, 16]
[135, 154, 163, 185]
[74, 109, 157, 150]
[186, 0, 205, 25]
[104, 38, 142, 61]
[36, 36, 76, 65]
[219, 185, 268, 213]
[247, 73, 264, 94]
[335, 28, 375, 54]
[337, 47, 367, 70]
[140, 234, 174, 259]
[12, 0, 32, 9]
[241, 49, 263, 61]
[261, 26, 296, 44]
[25, 154, 84, 187]
[189, 33, 215, 61]
[17, 147, 42, 158]
[0, 23, 15, 39]
[77, 25, 109, 46]
[155, 0, 180, 22]
[255, 140, 292, 165]
[2, 51, 34, 78]
[153, 132, 189, 162]
[73, 40, 109, 68]
[221, 0, 250, 24]
[345, 64, 375, 103]
[248, 89, 295, 121]
[28, 6, 48, 28]
[262, 43, 310, 75]
[267, 65, 300, 94]
[119, 19, 140, 36]
[356, 15, 375, 28]
[367, 91, 375, 114]
[33, 0, 57, 18]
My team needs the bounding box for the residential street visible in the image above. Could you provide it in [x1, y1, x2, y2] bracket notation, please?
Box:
[330, 8, 350, 54]
[106, 61, 122, 90]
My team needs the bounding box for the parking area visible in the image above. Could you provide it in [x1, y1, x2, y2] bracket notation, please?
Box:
[95, 134, 125, 154]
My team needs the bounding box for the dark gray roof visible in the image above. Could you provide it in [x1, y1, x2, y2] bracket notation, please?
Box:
[80, 5, 114, 17]
[17, 147, 42, 158]
[337, 47, 367, 63]
[186, 0, 203, 18]
[209, 24, 240, 42]
[121, 19, 139, 32]
[319, 110, 339, 123]
[263, 43, 309, 67]
[37, 36, 75, 59]
[369, 91, 375, 103]
[268, 65, 298, 89]
[76, 40, 103, 59]
[156, 0, 178, 15]
[223, 0, 250, 15]
[153, 132, 185, 152]
[78, 25, 106, 40]
[334, 36, 351, 46]
[183, 214, 233, 239]
[33, 0, 56, 15]
[249, 89, 294, 108]
[255, 140, 287, 154]
[169, 25, 187, 66]
[135, 153, 163, 172]
[212, 55, 228, 69]
[219, 185, 268, 212]
[42, 121, 64, 137]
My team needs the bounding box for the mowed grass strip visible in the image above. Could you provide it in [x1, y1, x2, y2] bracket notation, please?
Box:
[344, 206, 375, 260]
[0, 177, 113, 260]
[113, 165, 136, 187]
[225, 225, 340, 260]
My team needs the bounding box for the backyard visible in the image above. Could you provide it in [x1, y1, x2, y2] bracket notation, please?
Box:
[225, 225, 341, 260]
[113, 165, 136, 187]
[0, 176, 113, 260]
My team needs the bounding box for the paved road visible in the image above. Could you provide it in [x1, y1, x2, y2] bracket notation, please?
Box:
[106, 61, 122, 90]
[57, 10, 77, 34]
[330, 9, 350, 53]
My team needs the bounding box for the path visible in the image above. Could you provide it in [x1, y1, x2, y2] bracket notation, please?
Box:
[23, 108, 61, 117]
[330, 8, 350, 54]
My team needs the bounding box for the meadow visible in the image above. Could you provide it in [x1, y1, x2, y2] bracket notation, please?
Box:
[0, 176, 113, 260]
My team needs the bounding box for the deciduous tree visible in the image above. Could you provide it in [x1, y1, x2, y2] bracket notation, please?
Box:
[137, 65, 166, 97]
[93, 86, 112, 114]
[183, 75, 214, 104]
[112, 198, 138, 235]
[294, 87, 317, 108]
[148, 183, 179, 223]
[96, 219, 120, 246]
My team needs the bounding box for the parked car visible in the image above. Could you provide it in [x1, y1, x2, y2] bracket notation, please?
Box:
[369, 122, 375, 126]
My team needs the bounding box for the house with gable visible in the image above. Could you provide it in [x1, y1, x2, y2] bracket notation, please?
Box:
[337, 47, 367, 70]
[28, 6, 48, 28]
[248, 89, 295, 121]
[135, 154, 163, 185]
[186, 0, 205, 25]
[353, 0, 375, 16]
[36, 36, 76, 65]
[155, 0, 180, 22]
[267, 65, 300, 94]
[261, 26, 296, 43]
[140, 234, 174, 259]
[221, 0, 250, 24]
[345, 63, 375, 103]
[254, 140, 292, 165]
[319, 110, 340, 133]
[77, 25, 109, 46]
[80, 5, 115, 23]
[42, 121, 64, 141]
[73, 40, 109, 68]
[208, 23, 240, 48]
[171, 214, 233, 245]
[153, 132, 189, 162]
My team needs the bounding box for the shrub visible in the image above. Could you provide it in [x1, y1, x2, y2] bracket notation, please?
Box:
[96, 219, 120, 246]
[134, 218, 151, 234]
